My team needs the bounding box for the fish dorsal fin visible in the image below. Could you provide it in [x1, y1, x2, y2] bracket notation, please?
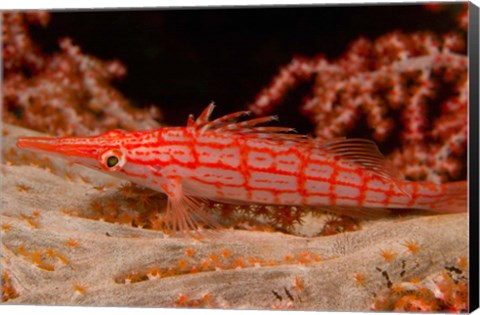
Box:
[188, 105, 402, 182]
[194, 102, 216, 127]
[187, 114, 195, 127]
[320, 138, 402, 181]
[190, 103, 300, 137]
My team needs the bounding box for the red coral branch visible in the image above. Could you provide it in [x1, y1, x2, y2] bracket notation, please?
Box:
[2, 12, 161, 136]
[2, 12, 49, 73]
[248, 22, 467, 183]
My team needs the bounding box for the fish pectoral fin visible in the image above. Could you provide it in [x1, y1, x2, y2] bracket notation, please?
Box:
[320, 205, 391, 219]
[166, 194, 219, 236]
[163, 177, 219, 235]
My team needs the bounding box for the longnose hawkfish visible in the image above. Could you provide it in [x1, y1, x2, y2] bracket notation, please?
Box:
[17, 103, 467, 234]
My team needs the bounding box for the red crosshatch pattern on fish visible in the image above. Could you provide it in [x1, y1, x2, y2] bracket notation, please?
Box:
[17, 103, 467, 235]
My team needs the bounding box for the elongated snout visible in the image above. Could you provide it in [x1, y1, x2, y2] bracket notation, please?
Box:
[17, 136, 61, 152]
[16, 136, 101, 160]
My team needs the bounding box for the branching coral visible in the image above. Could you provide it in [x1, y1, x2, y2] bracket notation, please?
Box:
[2, 12, 50, 73]
[248, 6, 468, 184]
[2, 12, 161, 136]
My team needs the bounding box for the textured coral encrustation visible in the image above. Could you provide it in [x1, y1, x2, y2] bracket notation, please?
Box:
[371, 257, 469, 312]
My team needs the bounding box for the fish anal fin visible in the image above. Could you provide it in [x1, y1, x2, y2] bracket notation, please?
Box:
[183, 177, 392, 220]
[320, 205, 391, 219]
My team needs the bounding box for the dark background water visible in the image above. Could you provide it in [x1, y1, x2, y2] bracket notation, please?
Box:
[31, 3, 462, 134]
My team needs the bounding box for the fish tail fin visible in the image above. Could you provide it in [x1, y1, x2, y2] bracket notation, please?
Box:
[423, 181, 468, 213]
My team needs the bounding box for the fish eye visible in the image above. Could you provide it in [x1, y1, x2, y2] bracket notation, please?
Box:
[99, 149, 126, 171]
[106, 155, 119, 168]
